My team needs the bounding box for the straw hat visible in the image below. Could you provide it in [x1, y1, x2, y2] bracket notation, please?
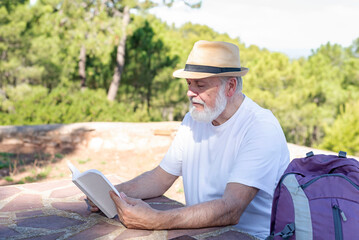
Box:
[173, 40, 249, 79]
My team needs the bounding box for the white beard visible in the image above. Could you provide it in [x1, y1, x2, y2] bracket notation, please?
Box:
[189, 84, 227, 123]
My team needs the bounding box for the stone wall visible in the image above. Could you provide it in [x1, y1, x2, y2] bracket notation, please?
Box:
[0, 122, 181, 155]
[1, 122, 358, 160]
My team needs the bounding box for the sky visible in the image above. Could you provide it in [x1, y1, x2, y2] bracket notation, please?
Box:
[149, 0, 359, 58]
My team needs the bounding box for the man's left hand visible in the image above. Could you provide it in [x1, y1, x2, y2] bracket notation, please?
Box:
[109, 191, 159, 229]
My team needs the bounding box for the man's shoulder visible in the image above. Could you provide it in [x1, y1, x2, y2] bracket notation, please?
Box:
[240, 97, 278, 124]
[243, 96, 271, 114]
[236, 97, 284, 137]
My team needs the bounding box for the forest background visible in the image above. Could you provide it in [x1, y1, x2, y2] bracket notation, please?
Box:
[1, 0, 359, 156]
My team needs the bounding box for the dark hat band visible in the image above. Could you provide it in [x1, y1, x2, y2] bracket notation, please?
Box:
[184, 64, 242, 74]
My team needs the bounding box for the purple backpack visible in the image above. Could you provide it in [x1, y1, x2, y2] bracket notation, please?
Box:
[267, 151, 359, 240]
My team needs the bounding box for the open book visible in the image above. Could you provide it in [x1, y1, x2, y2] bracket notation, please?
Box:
[67, 161, 120, 218]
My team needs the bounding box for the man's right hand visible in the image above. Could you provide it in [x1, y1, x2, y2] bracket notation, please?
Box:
[84, 166, 178, 214]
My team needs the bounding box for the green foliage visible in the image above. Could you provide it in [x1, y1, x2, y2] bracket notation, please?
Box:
[320, 101, 359, 155]
[78, 158, 91, 164]
[121, 20, 179, 114]
[1, 1, 359, 156]
[162, 0, 202, 8]
[238, 40, 359, 152]
[54, 153, 63, 159]
[0, 83, 156, 125]
[0, 152, 15, 169]
[4, 176, 13, 182]
[0, 0, 28, 13]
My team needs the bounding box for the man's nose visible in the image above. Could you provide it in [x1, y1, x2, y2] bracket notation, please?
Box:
[187, 87, 198, 98]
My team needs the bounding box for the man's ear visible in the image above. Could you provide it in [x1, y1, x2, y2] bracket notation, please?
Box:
[226, 77, 237, 97]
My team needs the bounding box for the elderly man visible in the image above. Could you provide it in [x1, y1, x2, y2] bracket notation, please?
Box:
[90, 40, 290, 239]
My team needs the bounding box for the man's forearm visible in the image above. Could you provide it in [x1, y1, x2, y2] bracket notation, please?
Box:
[152, 183, 258, 230]
[115, 166, 178, 199]
[112, 182, 258, 230]
[154, 198, 242, 229]
[115, 171, 163, 199]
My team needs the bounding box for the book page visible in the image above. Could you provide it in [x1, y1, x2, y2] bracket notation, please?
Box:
[67, 162, 120, 218]
[76, 171, 120, 218]
[67, 161, 81, 178]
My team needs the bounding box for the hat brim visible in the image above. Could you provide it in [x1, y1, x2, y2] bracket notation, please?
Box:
[173, 67, 249, 79]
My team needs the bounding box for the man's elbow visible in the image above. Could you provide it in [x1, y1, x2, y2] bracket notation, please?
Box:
[222, 201, 242, 225]
[228, 213, 241, 225]
[223, 207, 241, 225]
[222, 200, 243, 225]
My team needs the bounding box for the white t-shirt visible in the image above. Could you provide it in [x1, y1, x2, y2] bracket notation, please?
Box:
[160, 95, 290, 240]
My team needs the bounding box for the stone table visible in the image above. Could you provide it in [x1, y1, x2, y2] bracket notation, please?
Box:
[0, 177, 256, 240]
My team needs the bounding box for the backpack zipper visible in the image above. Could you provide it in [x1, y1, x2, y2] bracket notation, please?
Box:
[301, 173, 359, 190]
[332, 204, 346, 240]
